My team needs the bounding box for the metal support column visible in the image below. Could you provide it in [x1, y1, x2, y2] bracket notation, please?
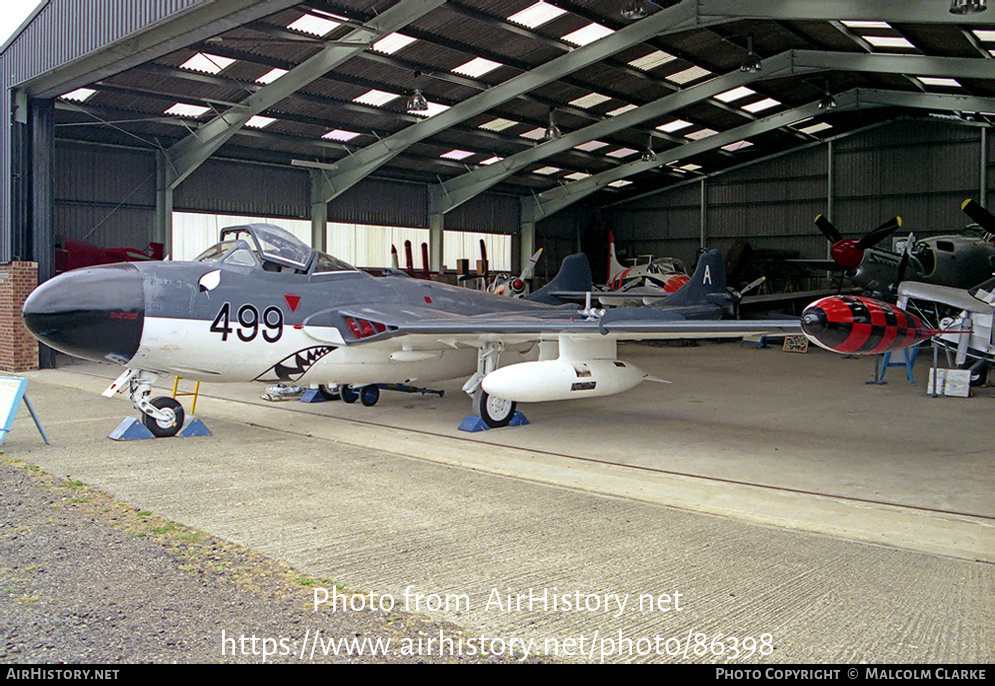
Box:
[10, 90, 30, 262]
[155, 150, 173, 252]
[428, 186, 444, 273]
[981, 127, 988, 209]
[520, 217, 535, 277]
[699, 178, 708, 249]
[30, 98, 55, 368]
[309, 170, 328, 252]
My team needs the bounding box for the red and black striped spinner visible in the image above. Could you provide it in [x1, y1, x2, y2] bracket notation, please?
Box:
[801, 296, 933, 355]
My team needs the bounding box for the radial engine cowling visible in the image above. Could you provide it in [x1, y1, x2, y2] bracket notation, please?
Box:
[481, 359, 647, 403]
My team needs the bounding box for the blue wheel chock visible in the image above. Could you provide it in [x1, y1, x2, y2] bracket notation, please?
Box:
[458, 411, 529, 432]
[109, 416, 212, 440]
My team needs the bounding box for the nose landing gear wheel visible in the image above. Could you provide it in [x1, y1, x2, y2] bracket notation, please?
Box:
[477, 391, 516, 428]
[142, 396, 185, 438]
[340, 386, 359, 403]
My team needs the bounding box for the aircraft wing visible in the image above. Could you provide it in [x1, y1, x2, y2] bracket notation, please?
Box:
[897, 282, 995, 315]
[334, 303, 800, 346]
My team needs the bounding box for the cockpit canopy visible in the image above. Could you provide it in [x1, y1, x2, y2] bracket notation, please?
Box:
[195, 223, 356, 275]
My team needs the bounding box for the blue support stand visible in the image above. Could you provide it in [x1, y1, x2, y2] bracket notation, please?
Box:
[300, 389, 330, 403]
[178, 418, 212, 437]
[109, 417, 155, 440]
[458, 411, 529, 432]
[869, 345, 919, 385]
[109, 416, 212, 440]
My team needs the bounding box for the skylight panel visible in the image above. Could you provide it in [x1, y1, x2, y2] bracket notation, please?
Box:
[841, 21, 891, 29]
[180, 53, 235, 74]
[353, 89, 401, 107]
[165, 103, 210, 118]
[441, 149, 474, 161]
[256, 68, 287, 85]
[656, 119, 692, 133]
[574, 140, 609, 152]
[917, 77, 962, 88]
[667, 66, 712, 85]
[372, 33, 417, 55]
[742, 98, 781, 114]
[607, 147, 638, 158]
[288, 14, 340, 36]
[245, 116, 276, 129]
[569, 92, 611, 109]
[685, 128, 718, 140]
[60, 88, 96, 102]
[564, 172, 591, 181]
[480, 156, 503, 166]
[722, 140, 753, 152]
[799, 122, 832, 135]
[608, 180, 633, 188]
[507, 2, 566, 29]
[864, 36, 915, 50]
[715, 86, 756, 103]
[607, 104, 637, 117]
[972, 30, 995, 41]
[562, 22, 613, 47]
[412, 102, 451, 117]
[628, 50, 677, 71]
[533, 166, 561, 175]
[323, 129, 361, 142]
[520, 128, 546, 140]
[679, 163, 701, 172]
[453, 57, 503, 78]
[479, 118, 517, 132]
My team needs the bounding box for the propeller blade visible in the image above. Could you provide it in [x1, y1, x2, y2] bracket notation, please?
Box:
[520, 248, 543, 280]
[814, 214, 843, 244]
[892, 232, 915, 296]
[962, 199, 995, 233]
[856, 216, 902, 250]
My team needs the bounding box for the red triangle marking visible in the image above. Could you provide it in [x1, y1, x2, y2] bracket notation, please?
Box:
[284, 294, 301, 312]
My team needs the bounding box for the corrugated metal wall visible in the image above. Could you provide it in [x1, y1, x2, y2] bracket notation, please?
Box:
[55, 143, 157, 249]
[328, 178, 428, 228]
[52, 142, 525, 256]
[833, 119, 981, 237]
[603, 119, 992, 269]
[175, 159, 311, 219]
[446, 193, 520, 234]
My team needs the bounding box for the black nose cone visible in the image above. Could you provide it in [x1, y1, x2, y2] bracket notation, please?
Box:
[22, 264, 145, 364]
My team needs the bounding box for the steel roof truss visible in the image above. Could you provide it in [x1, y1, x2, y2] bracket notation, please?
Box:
[163, 0, 446, 189]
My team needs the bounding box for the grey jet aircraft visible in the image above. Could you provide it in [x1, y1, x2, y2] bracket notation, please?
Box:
[22, 223, 800, 436]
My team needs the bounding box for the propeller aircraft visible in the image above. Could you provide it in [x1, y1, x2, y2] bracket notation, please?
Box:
[816, 200, 995, 296]
[22, 223, 805, 437]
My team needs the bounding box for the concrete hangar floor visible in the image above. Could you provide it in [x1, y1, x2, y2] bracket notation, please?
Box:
[8, 340, 993, 664]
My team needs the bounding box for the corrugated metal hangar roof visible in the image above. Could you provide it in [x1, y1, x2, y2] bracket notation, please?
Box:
[8, 0, 995, 214]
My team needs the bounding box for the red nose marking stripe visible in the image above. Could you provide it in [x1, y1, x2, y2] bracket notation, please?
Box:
[664, 275, 689, 293]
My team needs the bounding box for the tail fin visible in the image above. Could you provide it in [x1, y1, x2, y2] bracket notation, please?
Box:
[607, 230, 626, 285]
[526, 253, 592, 305]
[654, 249, 730, 310]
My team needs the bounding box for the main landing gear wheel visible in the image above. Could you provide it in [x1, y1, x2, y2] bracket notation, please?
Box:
[477, 391, 516, 428]
[963, 361, 990, 387]
[142, 396, 185, 438]
[340, 385, 359, 403]
[360, 385, 380, 407]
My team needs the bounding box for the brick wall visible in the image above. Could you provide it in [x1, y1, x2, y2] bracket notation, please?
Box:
[0, 263, 39, 372]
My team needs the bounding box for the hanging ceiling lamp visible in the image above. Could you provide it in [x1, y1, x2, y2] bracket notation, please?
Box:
[407, 71, 428, 112]
[950, 0, 987, 14]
